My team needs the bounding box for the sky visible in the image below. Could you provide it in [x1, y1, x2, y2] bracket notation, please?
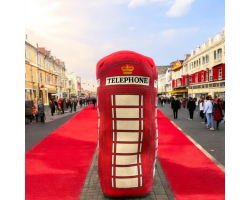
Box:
[25, 0, 225, 92]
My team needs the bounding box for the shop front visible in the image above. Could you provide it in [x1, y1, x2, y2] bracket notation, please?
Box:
[168, 88, 188, 99]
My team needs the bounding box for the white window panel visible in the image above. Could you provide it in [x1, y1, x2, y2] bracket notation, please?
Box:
[116, 166, 138, 177]
[115, 177, 138, 188]
[116, 108, 139, 118]
[116, 143, 139, 153]
[117, 120, 140, 130]
[117, 132, 139, 142]
[116, 155, 138, 165]
[115, 95, 139, 106]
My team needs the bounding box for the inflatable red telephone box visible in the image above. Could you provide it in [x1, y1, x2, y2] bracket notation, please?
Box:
[96, 51, 158, 198]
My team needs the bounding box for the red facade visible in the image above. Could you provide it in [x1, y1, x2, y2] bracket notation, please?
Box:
[172, 79, 175, 88]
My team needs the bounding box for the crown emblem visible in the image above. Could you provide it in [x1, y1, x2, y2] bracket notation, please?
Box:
[121, 65, 134, 74]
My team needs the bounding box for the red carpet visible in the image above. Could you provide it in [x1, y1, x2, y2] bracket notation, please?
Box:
[25, 106, 98, 200]
[157, 109, 225, 200]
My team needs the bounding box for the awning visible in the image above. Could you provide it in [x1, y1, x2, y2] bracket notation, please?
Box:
[168, 89, 188, 94]
[41, 84, 57, 93]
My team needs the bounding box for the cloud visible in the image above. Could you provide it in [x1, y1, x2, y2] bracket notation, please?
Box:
[166, 0, 195, 17]
[128, 27, 135, 31]
[128, 0, 169, 7]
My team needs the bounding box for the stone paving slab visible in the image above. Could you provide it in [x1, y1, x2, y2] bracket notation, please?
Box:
[79, 149, 175, 200]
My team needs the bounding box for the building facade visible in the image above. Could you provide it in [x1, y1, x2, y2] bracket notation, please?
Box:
[25, 36, 70, 105]
[186, 28, 225, 100]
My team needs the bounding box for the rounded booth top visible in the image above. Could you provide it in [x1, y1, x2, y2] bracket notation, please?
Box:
[96, 51, 157, 88]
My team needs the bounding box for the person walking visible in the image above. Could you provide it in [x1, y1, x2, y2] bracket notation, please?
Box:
[199, 97, 205, 123]
[160, 97, 164, 107]
[80, 99, 82, 107]
[182, 98, 186, 108]
[171, 97, 180, 119]
[187, 97, 196, 120]
[61, 98, 65, 114]
[203, 96, 214, 130]
[73, 99, 77, 112]
[49, 100, 55, 116]
[213, 99, 223, 130]
[38, 98, 45, 124]
[92, 97, 96, 109]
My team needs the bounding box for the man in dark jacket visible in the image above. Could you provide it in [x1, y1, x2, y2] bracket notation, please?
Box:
[49, 100, 55, 116]
[187, 97, 196, 120]
[92, 98, 96, 109]
[171, 97, 180, 119]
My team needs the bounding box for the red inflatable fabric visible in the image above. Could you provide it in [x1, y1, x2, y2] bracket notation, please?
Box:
[96, 51, 158, 197]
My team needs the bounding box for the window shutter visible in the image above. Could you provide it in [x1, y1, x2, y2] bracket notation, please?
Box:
[213, 67, 218, 81]
[172, 79, 175, 88]
[192, 74, 195, 83]
[222, 64, 225, 80]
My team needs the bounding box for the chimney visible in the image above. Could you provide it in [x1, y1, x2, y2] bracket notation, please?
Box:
[25, 34, 28, 40]
[207, 38, 212, 46]
[222, 28, 225, 36]
[196, 45, 200, 53]
[191, 50, 194, 57]
[36, 43, 38, 48]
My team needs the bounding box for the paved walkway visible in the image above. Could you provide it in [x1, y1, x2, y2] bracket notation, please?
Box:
[158, 101, 225, 168]
[79, 150, 175, 200]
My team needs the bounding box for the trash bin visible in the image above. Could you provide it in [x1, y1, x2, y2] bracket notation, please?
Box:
[96, 50, 158, 198]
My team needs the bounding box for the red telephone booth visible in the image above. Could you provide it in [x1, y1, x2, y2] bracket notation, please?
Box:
[96, 51, 158, 198]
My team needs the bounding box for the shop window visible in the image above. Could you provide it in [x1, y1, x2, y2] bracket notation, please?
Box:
[201, 73, 204, 82]
[209, 84, 213, 87]
[205, 84, 208, 88]
[199, 58, 201, 66]
[198, 85, 201, 88]
[206, 55, 209, 63]
[25, 49, 28, 58]
[209, 69, 213, 81]
[195, 73, 198, 82]
[202, 85, 205, 88]
[30, 69, 33, 82]
[194, 62, 196, 68]
[214, 51, 216, 60]
[219, 68, 222, 80]
[213, 83, 217, 87]
[220, 82, 225, 87]
[202, 57, 205, 65]
[218, 48, 222, 58]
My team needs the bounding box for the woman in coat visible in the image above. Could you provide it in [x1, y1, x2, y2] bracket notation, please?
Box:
[213, 99, 223, 130]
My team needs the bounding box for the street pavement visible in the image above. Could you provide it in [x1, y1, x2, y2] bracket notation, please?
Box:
[25, 104, 86, 152]
[79, 149, 175, 200]
[158, 101, 225, 167]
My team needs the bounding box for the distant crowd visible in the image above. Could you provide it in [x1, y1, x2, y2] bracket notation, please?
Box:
[28, 97, 97, 125]
[159, 95, 225, 131]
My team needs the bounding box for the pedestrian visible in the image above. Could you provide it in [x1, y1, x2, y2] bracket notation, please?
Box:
[92, 98, 96, 109]
[213, 98, 223, 130]
[182, 98, 186, 108]
[38, 98, 45, 124]
[80, 98, 83, 107]
[49, 100, 55, 116]
[194, 98, 198, 118]
[61, 98, 65, 114]
[199, 97, 205, 122]
[171, 97, 180, 119]
[73, 99, 77, 112]
[54, 100, 58, 114]
[187, 97, 196, 120]
[160, 97, 164, 107]
[203, 96, 214, 130]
